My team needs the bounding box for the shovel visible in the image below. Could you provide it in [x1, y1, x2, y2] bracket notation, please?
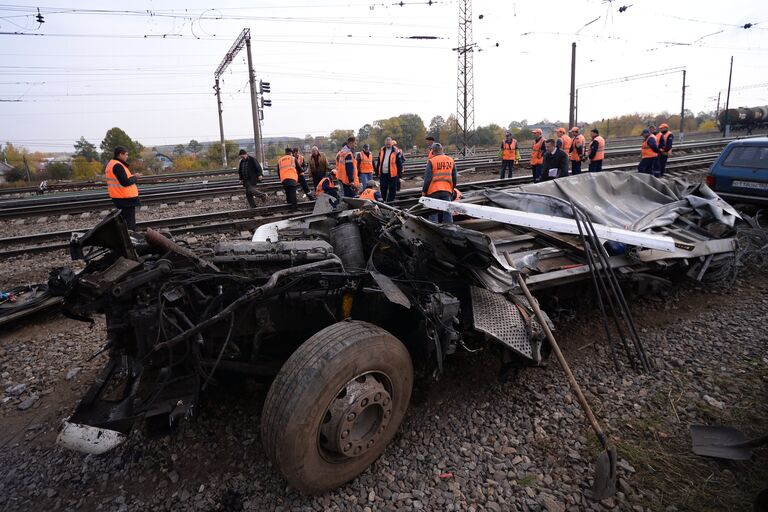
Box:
[517, 274, 618, 500]
[690, 425, 768, 461]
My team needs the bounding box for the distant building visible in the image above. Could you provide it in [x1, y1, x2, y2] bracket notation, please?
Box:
[527, 123, 557, 137]
[0, 161, 12, 184]
[155, 153, 173, 170]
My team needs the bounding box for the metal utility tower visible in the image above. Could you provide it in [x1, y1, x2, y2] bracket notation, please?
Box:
[214, 28, 264, 167]
[454, 0, 475, 156]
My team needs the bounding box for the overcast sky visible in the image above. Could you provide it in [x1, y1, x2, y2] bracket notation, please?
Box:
[1, 0, 767, 152]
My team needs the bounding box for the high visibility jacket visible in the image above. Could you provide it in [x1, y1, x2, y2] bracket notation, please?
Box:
[641, 138, 658, 159]
[359, 188, 377, 200]
[592, 136, 605, 161]
[531, 138, 545, 165]
[296, 154, 305, 170]
[502, 140, 517, 160]
[570, 134, 586, 161]
[105, 159, 139, 199]
[315, 176, 337, 196]
[358, 151, 374, 174]
[427, 149, 433, 159]
[278, 155, 298, 183]
[559, 135, 572, 155]
[426, 155, 455, 195]
[336, 148, 359, 187]
[377, 147, 399, 177]
[658, 132, 672, 155]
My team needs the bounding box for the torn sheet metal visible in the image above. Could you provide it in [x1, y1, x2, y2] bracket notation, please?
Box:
[370, 271, 411, 309]
[57, 421, 127, 455]
[420, 197, 677, 252]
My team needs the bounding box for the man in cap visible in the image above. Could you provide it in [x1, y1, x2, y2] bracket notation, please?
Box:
[315, 169, 340, 207]
[336, 136, 359, 198]
[105, 145, 142, 230]
[530, 128, 546, 182]
[569, 127, 586, 175]
[237, 148, 264, 208]
[638, 129, 660, 176]
[656, 123, 674, 177]
[423, 143, 457, 223]
[356, 143, 375, 190]
[588, 129, 605, 172]
[499, 131, 519, 179]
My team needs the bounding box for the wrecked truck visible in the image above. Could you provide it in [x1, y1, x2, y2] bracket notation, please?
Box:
[56, 171, 739, 494]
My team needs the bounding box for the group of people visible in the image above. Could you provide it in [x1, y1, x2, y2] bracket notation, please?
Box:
[501, 122, 674, 183]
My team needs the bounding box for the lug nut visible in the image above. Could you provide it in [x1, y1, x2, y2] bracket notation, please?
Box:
[344, 443, 352, 452]
[374, 392, 382, 402]
[361, 398, 369, 407]
[347, 412, 356, 421]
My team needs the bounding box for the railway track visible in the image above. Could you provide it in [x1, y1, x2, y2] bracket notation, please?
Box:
[0, 155, 718, 258]
[0, 144, 722, 219]
[0, 136, 735, 203]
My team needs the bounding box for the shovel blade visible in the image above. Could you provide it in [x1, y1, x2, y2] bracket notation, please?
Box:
[690, 425, 752, 461]
[592, 446, 617, 501]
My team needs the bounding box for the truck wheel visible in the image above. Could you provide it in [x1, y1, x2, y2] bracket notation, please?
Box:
[261, 320, 413, 494]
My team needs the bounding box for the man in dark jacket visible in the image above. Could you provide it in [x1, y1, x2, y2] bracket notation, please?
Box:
[105, 146, 141, 230]
[542, 139, 569, 181]
[237, 149, 264, 208]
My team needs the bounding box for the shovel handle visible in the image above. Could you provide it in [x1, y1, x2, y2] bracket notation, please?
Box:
[516, 274, 608, 447]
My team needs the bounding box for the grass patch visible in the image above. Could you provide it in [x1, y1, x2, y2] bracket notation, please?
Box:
[518, 474, 537, 487]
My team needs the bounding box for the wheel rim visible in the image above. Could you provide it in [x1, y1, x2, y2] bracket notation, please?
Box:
[318, 371, 394, 462]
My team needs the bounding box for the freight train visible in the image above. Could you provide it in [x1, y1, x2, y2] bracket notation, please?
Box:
[717, 105, 768, 132]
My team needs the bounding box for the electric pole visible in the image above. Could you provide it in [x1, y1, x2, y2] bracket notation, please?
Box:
[723, 56, 733, 137]
[679, 69, 686, 140]
[569, 42, 576, 128]
[245, 36, 264, 165]
[454, 0, 475, 156]
[214, 79, 227, 168]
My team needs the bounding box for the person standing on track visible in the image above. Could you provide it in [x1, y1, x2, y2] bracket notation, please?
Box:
[423, 143, 457, 224]
[237, 148, 264, 208]
[308, 146, 329, 189]
[542, 139, 569, 181]
[656, 123, 673, 177]
[530, 129, 546, 183]
[569, 127, 586, 175]
[555, 128, 572, 176]
[336, 136, 359, 198]
[356, 143, 375, 190]
[292, 147, 315, 200]
[425, 136, 435, 159]
[375, 136, 404, 202]
[105, 145, 141, 231]
[588, 129, 605, 172]
[499, 131, 519, 179]
[278, 147, 300, 211]
[638, 129, 660, 176]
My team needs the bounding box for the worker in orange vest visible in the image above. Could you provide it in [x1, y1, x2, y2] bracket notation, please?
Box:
[375, 136, 404, 202]
[336, 136, 359, 198]
[656, 123, 673, 177]
[423, 143, 457, 223]
[277, 147, 301, 210]
[359, 181, 382, 201]
[104, 145, 141, 230]
[530, 128, 546, 182]
[638, 129, 660, 176]
[588, 129, 605, 172]
[499, 131, 519, 179]
[315, 169, 340, 207]
[356, 143, 375, 190]
[568, 127, 586, 175]
[555, 128, 572, 175]
[291, 147, 314, 200]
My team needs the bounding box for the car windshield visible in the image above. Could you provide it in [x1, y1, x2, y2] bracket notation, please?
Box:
[723, 145, 768, 170]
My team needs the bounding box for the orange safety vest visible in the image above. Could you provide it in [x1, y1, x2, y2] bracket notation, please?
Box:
[426, 155, 455, 195]
[641, 138, 657, 159]
[592, 136, 605, 161]
[658, 132, 672, 155]
[278, 155, 299, 183]
[358, 151, 374, 174]
[559, 135, 572, 155]
[427, 149, 434, 159]
[377, 146, 399, 178]
[570, 134, 585, 161]
[502, 140, 517, 160]
[336, 148, 359, 187]
[296, 154, 305, 169]
[315, 176, 336, 196]
[105, 159, 139, 199]
[359, 188, 377, 200]
[530, 138, 545, 165]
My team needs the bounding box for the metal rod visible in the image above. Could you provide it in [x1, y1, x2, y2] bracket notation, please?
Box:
[569, 42, 576, 128]
[214, 79, 227, 168]
[724, 56, 733, 137]
[680, 69, 686, 140]
[245, 35, 264, 166]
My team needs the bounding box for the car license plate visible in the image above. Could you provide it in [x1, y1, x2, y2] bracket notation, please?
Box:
[732, 180, 768, 190]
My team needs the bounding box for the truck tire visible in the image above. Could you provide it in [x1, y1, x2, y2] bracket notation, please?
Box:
[261, 320, 413, 494]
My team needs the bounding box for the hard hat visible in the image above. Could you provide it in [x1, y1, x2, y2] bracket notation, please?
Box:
[570, 126, 579, 133]
[659, 123, 669, 130]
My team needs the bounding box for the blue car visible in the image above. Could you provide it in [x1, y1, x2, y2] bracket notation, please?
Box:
[707, 137, 768, 205]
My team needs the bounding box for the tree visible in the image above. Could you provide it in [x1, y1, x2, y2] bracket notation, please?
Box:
[100, 127, 142, 164]
[205, 140, 239, 168]
[475, 124, 505, 146]
[187, 139, 202, 154]
[357, 124, 373, 143]
[72, 156, 102, 180]
[698, 119, 717, 132]
[396, 113, 426, 149]
[47, 161, 72, 180]
[73, 137, 99, 162]
[173, 144, 186, 157]
[329, 129, 354, 149]
[173, 155, 202, 171]
[428, 116, 446, 140]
